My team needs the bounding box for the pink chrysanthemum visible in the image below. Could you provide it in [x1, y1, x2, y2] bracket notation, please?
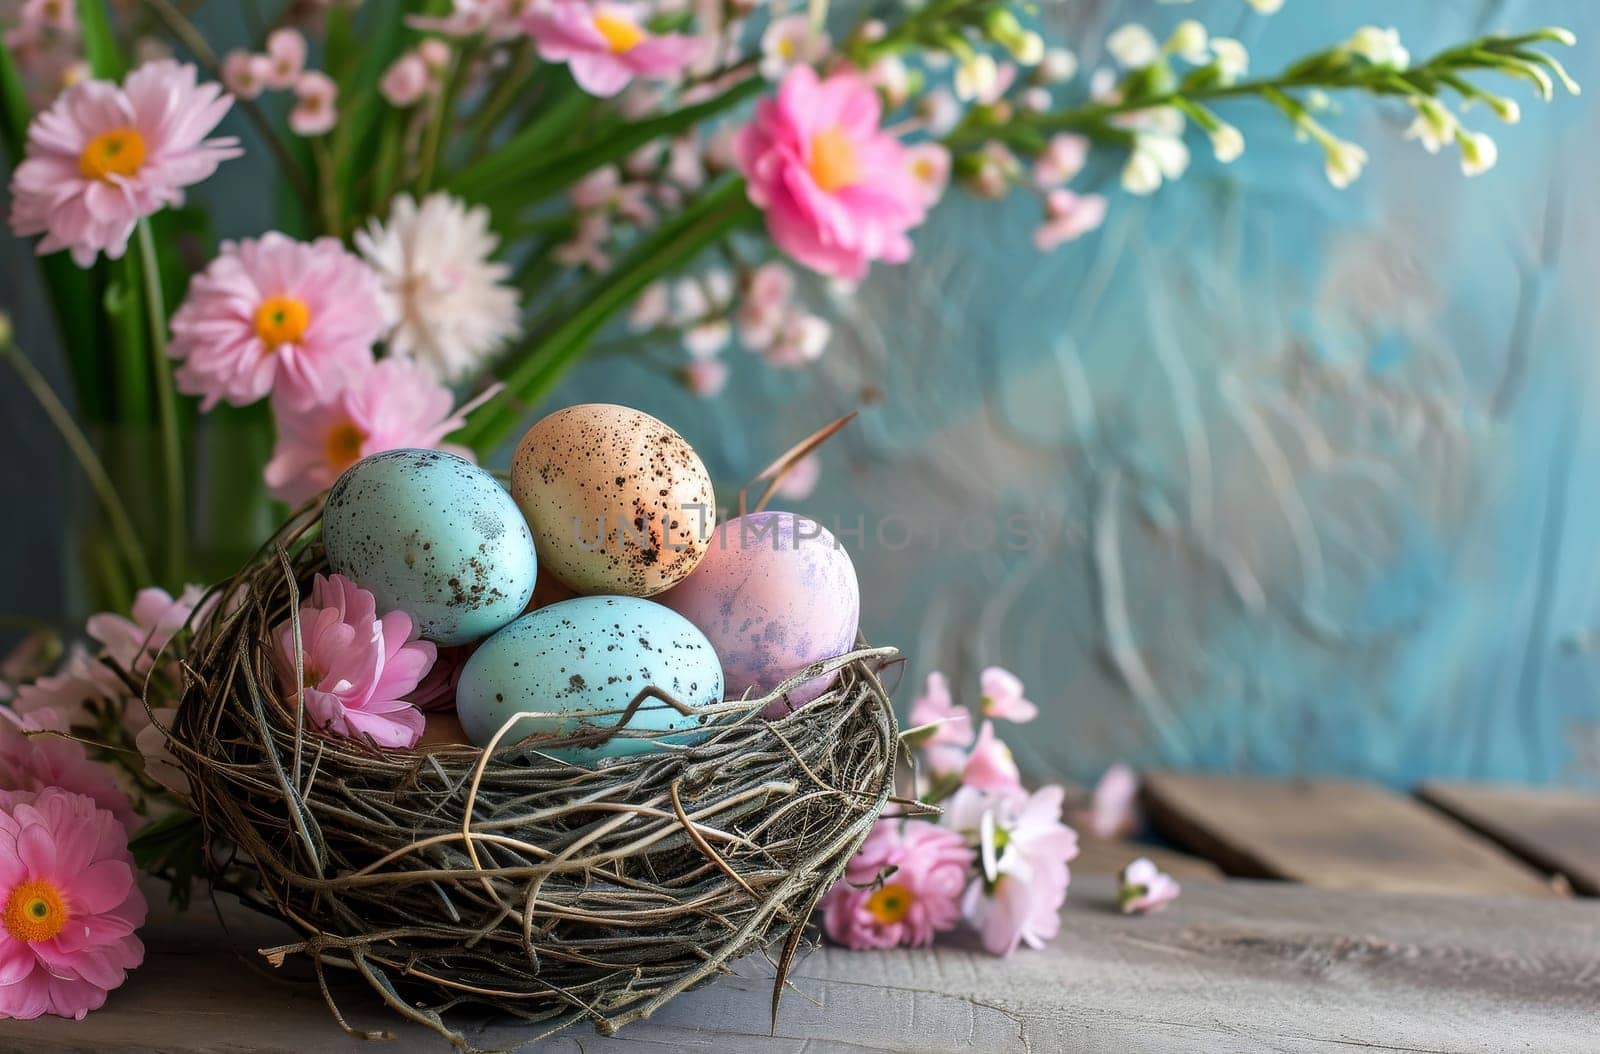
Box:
[262, 358, 474, 506]
[85, 584, 208, 682]
[169, 232, 388, 411]
[944, 785, 1080, 956]
[822, 819, 973, 950]
[522, 1, 705, 98]
[735, 65, 927, 280]
[270, 574, 435, 749]
[0, 708, 138, 833]
[0, 787, 147, 1020]
[7, 59, 240, 266]
[908, 671, 973, 777]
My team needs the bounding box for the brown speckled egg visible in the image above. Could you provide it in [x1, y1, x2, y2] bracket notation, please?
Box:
[511, 404, 716, 596]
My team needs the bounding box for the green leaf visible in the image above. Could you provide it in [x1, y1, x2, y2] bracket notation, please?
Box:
[128, 812, 207, 910]
[77, 0, 125, 81]
[449, 76, 764, 206]
[330, 6, 410, 225]
[0, 42, 30, 160]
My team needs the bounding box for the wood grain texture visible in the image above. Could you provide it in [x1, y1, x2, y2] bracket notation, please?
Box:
[1418, 781, 1600, 896]
[1143, 772, 1561, 897]
[1072, 836, 1222, 882]
[5, 875, 1598, 1053]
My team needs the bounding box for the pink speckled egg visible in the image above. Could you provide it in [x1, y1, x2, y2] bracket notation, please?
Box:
[659, 511, 860, 716]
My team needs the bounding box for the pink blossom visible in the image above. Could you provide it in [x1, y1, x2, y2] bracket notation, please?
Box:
[681, 358, 729, 397]
[9, 650, 118, 735]
[822, 820, 973, 949]
[263, 358, 473, 506]
[417, 39, 453, 72]
[908, 671, 972, 776]
[979, 666, 1037, 723]
[1118, 857, 1180, 914]
[735, 66, 928, 280]
[1033, 133, 1089, 188]
[553, 212, 612, 271]
[764, 310, 830, 366]
[759, 14, 829, 81]
[0, 787, 146, 1020]
[270, 573, 435, 749]
[961, 720, 1021, 793]
[263, 28, 307, 90]
[409, 0, 524, 39]
[86, 584, 208, 681]
[945, 785, 1079, 955]
[522, 1, 705, 98]
[8, 60, 241, 266]
[289, 71, 337, 136]
[773, 453, 820, 500]
[918, 88, 962, 137]
[904, 142, 951, 208]
[0, 710, 138, 833]
[12, 0, 76, 37]
[169, 232, 387, 411]
[1034, 189, 1107, 251]
[380, 52, 433, 107]
[405, 644, 475, 712]
[221, 49, 270, 100]
[735, 261, 794, 350]
[1072, 762, 1141, 840]
[133, 708, 188, 798]
[570, 165, 653, 225]
[628, 281, 671, 330]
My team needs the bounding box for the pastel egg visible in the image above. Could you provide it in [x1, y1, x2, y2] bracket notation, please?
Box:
[323, 449, 537, 646]
[510, 404, 715, 597]
[455, 596, 723, 760]
[659, 511, 859, 715]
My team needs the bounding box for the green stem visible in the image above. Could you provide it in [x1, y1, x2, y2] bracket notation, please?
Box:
[311, 137, 342, 237]
[136, 219, 185, 587]
[0, 336, 155, 589]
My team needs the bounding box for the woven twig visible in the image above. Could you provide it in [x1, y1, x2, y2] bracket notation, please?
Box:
[167, 502, 898, 1049]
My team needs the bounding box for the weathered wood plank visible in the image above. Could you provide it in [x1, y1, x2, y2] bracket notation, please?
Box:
[1418, 780, 1600, 896]
[5, 875, 1598, 1053]
[1142, 771, 1561, 897]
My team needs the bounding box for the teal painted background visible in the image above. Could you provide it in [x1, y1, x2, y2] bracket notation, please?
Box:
[3, 1, 1598, 788]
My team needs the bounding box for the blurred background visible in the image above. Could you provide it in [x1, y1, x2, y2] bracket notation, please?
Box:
[5, 0, 1599, 790]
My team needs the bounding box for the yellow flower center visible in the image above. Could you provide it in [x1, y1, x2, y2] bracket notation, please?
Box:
[808, 126, 861, 193]
[912, 157, 937, 182]
[777, 37, 797, 59]
[3, 878, 68, 944]
[865, 882, 913, 925]
[323, 421, 366, 473]
[78, 127, 147, 181]
[592, 13, 645, 53]
[253, 295, 311, 347]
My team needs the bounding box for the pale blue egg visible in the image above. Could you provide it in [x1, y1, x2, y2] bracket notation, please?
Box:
[323, 449, 537, 647]
[455, 596, 723, 760]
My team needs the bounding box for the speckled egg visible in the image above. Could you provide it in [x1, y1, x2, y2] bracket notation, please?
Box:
[455, 596, 723, 760]
[659, 511, 860, 716]
[510, 404, 715, 597]
[323, 449, 537, 647]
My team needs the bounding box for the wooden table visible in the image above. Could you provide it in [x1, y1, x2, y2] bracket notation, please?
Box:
[6, 776, 1598, 1052]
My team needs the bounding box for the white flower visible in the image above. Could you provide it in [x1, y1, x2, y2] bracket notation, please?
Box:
[355, 193, 520, 381]
[1012, 31, 1045, 67]
[1039, 47, 1077, 83]
[869, 54, 912, 108]
[1166, 20, 1209, 65]
[1107, 24, 1160, 70]
[919, 89, 963, 136]
[1210, 122, 1244, 163]
[1490, 97, 1522, 124]
[1457, 130, 1498, 176]
[1404, 97, 1458, 154]
[1347, 26, 1409, 69]
[759, 14, 830, 81]
[1211, 37, 1248, 82]
[1246, 0, 1284, 13]
[954, 52, 1000, 101]
[1321, 136, 1369, 189]
[1122, 134, 1189, 195]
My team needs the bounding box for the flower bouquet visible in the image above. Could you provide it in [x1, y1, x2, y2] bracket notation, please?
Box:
[0, 0, 1579, 1039]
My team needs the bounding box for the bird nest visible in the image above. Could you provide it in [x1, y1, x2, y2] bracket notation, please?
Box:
[165, 504, 900, 1048]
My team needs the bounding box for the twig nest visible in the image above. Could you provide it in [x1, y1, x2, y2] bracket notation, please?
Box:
[168, 503, 897, 1047]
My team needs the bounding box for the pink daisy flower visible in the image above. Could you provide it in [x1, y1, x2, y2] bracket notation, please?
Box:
[262, 358, 474, 506]
[978, 665, 1038, 723]
[823, 819, 974, 949]
[962, 720, 1022, 793]
[1118, 857, 1180, 914]
[0, 709, 138, 834]
[944, 785, 1079, 956]
[7, 59, 241, 267]
[908, 671, 973, 777]
[522, 1, 705, 98]
[735, 65, 928, 281]
[169, 232, 388, 411]
[270, 573, 436, 749]
[0, 787, 147, 1020]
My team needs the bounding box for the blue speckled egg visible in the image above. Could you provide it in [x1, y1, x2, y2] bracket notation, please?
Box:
[322, 449, 537, 647]
[455, 596, 723, 760]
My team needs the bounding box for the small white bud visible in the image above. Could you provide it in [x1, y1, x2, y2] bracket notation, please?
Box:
[1039, 47, 1078, 83]
[1107, 24, 1160, 69]
[1322, 137, 1369, 189]
[1346, 26, 1410, 69]
[1457, 130, 1498, 176]
[1166, 20, 1209, 65]
[1210, 123, 1245, 163]
[1403, 96, 1458, 154]
[1246, 0, 1284, 13]
[1210, 37, 1249, 83]
[954, 53, 1000, 102]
